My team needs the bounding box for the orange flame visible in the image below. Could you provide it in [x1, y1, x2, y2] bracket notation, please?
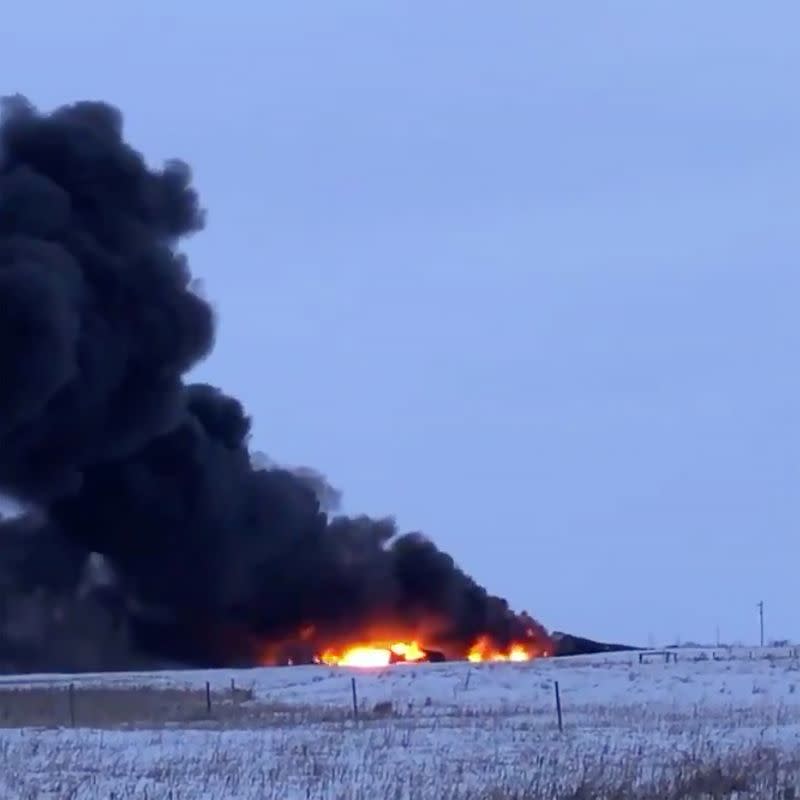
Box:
[316, 636, 544, 667]
[319, 640, 428, 668]
[466, 635, 539, 663]
[255, 622, 551, 667]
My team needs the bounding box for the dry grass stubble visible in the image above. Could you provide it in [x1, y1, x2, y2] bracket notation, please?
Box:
[1, 685, 800, 798]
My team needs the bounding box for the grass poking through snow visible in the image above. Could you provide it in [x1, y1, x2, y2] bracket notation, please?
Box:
[1, 649, 799, 798]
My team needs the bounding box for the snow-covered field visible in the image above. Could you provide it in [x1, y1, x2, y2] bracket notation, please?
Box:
[1, 647, 799, 799]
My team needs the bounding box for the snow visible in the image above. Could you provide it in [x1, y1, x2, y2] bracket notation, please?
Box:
[0, 647, 798, 798]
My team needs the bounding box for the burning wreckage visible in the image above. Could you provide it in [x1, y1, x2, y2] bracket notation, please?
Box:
[255, 626, 551, 668]
[0, 97, 631, 674]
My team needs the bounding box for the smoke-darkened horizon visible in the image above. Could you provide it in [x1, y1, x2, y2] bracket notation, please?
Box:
[0, 96, 548, 672]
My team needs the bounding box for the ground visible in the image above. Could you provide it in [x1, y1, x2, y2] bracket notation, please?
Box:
[0, 647, 798, 798]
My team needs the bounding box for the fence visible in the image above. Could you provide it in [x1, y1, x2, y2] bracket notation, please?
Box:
[0, 674, 570, 731]
[1, 646, 798, 731]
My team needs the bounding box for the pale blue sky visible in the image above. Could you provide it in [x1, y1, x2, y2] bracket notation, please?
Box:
[3, 2, 798, 646]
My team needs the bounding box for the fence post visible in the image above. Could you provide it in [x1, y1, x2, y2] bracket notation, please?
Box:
[554, 680, 563, 732]
[464, 669, 472, 690]
[205, 681, 212, 715]
[351, 677, 359, 721]
[68, 683, 75, 727]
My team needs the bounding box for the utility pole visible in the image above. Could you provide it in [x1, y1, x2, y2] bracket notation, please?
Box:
[757, 601, 764, 647]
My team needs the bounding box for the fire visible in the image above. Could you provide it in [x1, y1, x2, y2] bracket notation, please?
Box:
[319, 640, 428, 668]
[466, 636, 537, 663]
[314, 636, 542, 668]
[255, 624, 552, 668]
[390, 641, 427, 661]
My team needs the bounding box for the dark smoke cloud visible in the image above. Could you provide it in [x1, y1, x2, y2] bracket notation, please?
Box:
[0, 96, 214, 503]
[0, 96, 547, 669]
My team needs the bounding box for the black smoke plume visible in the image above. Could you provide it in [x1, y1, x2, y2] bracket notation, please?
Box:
[0, 96, 547, 671]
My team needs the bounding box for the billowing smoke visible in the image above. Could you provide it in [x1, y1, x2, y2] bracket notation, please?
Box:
[0, 96, 547, 671]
